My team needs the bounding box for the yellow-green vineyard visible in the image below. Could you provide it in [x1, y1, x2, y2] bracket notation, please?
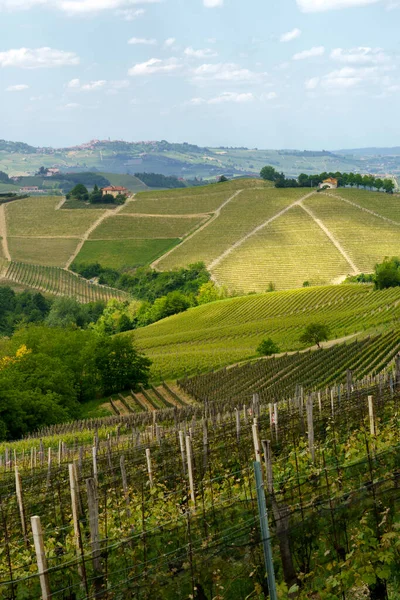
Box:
[2, 183, 399, 295]
[130, 283, 400, 379]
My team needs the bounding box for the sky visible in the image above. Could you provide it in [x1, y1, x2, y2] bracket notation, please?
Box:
[1, 0, 400, 149]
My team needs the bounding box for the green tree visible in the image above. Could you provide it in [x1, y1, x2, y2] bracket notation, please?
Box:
[354, 174, 363, 189]
[89, 184, 103, 204]
[260, 165, 280, 182]
[93, 335, 151, 394]
[375, 178, 384, 192]
[257, 337, 280, 356]
[383, 179, 395, 194]
[374, 257, 400, 289]
[218, 175, 228, 183]
[299, 323, 331, 348]
[46, 297, 82, 328]
[66, 183, 89, 201]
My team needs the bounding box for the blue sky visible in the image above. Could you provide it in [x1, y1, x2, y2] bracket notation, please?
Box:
[1, 0, 399, 149]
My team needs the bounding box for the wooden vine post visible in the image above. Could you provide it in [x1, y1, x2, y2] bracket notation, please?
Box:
[146, 448, 153, 488]
[185, 434, 196, 507]
[368, 395, 375, 437]
[15, 466, 29, 547]
[306, 396, 315, 462]
[68, 464, 87, 592]
[31, 515, 52, 600]
[86, 478, 104, 597]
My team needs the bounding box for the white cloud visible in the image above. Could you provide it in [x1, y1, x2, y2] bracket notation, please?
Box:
[0, 47, 79, 68]
[280, 28, 301, 42]
[209, 91, 254, 104]
[261, 91, 278, 100]
[190, 91, 254, 105]
[68, 78, 128, 91]
[293, 46, 325, 60]
[192, 62, 266, 83]
[164, 38, 176, 47]
[110, 79, 129, 89]
[321, 66, 386, 89]
[184, 47, 217, 58]
[296, 0, 380, 11]
[203, 0, 223, 6]
[6, 83, 29, 91]
[59, 0, 160, 15]
[67, 78, 80, 88]
[128, 57, 181, 76]
[330, 47, 390, 65]
[117, 7, 145, 19]
[128, 37, 157, 45]
[67, 78, 106, 90]
[59, 102, 80, 109]
[305, 76, 320, 89]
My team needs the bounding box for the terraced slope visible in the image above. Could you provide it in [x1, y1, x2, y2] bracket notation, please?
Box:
[130, 283, 400, 379]
[180, 330, 400, 404]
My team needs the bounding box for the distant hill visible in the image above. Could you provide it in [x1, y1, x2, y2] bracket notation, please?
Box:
[2, 138, 400, 180]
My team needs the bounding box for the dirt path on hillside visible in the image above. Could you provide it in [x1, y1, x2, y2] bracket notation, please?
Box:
[151, 189, 243, 269]
[299, 201, 360, 275]
[0, 205, 11, 262]
[322, 192, 400, 226]
[64, 197, 134, 269]
[55, 197, 66, 210]
[118, 213, 209, 218]
[208, 191, 316, 271]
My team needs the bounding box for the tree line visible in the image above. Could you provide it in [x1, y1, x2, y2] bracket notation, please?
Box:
[260, 165, 396, 193]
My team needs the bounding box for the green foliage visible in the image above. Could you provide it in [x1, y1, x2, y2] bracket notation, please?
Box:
[72, 261, 211, 303]
[46, 296, 106, 328]
[134, 172, 186, 188]
[256, 337, 280, 356]
[0, 325, 151, 439]
[299, 322, 331, 348]
[374, 257, 400, 290]
[0, 287, 51, 336]
[66, 183, 89, 201]
[88, 183, 103, 204]
[93, 335, 151, 395]
[260, 165, 280, 182]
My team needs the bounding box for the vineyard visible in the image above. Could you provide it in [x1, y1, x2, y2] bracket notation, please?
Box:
[3, 262, 126, 303]
[3, 186, 400, 291]
[0, 368, 399, 599]
[180, 330, 400, 404]
[132, 283, 400, 379]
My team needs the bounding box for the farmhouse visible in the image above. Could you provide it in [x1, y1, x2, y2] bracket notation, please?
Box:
[319, 177, 338, 190]
[20, 186, 42, 193]
[101, 185, 129, 198]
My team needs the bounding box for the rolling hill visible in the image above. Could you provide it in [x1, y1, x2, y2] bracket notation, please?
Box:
[128, 283, 400, 379]
[1, 181, 399, 298]
[3, 138, 400, 180]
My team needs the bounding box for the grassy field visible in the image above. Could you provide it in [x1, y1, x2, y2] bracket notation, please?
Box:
[6, 196, 105, 236]
[213, 205, 351, 292]
[8, 237, 78, 267]
[156, 188, 306, 270]
[129, 283, 400, 379]
[89, 214, 207, 239]
[75, 238, 179, 269]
